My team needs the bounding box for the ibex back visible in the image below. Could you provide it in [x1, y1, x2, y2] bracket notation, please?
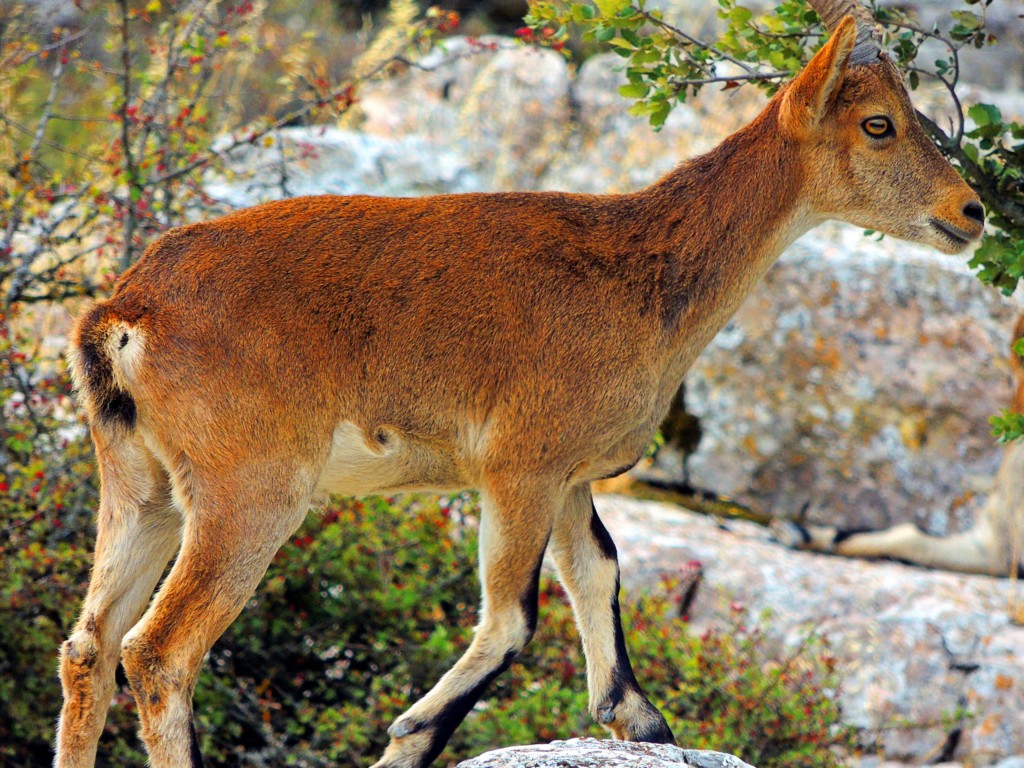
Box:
[57, 4, 984, 767]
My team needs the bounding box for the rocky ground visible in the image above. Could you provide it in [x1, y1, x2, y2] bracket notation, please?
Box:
[456, 738, 755, 768]
[595, 494, 1024, 765]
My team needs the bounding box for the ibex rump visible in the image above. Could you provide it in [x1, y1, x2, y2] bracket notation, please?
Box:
[57, 3, 984, 767]
[773, 314, 1024, 577]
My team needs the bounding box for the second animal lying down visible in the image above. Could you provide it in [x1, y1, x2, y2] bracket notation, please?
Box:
[773, 313, 1024, 578]
[56, 4, 985, 768]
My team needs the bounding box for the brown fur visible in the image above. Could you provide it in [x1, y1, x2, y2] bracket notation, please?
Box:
[774, 313, 1024, 577]
[56, 17, 983, 768]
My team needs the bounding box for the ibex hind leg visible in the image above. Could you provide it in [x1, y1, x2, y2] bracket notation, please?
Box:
[549, 486, 674, 744]
[56, 432, 182, 768]
[372, 474, 555, 768]
[118, 469, 312, 768]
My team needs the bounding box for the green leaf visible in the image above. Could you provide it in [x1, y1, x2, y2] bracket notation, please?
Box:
[631, 47, 662, 65]
[990, 410, 1024, 443]
[649, 98, 670, 128]
[729, 6, 752, 24]
[593, 0, 630, 18]
[968, 102, 1001, 127]
[618, 82, 649, 98]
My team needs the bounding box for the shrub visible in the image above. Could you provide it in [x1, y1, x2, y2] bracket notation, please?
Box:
[1, 486, 850, 767]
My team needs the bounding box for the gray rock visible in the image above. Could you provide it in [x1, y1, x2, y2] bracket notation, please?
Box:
[595, 494, 1024, 763]
[204, 127, 482, 206]
[356, 37, 572, 190]
[539, 52, 765, 194]
[457, 738, 756, 768]
[677, 222, 1024, 536]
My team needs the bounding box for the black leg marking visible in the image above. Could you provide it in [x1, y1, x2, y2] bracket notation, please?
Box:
[834, 526, 878, 545]
[590, 503, 618, 560]
[419, 650, 517, 766]
[603, 574, 641, 712]
[520, 541, 548, 640]
[189, 716, 205, 768]
[591, 504, 676, 745]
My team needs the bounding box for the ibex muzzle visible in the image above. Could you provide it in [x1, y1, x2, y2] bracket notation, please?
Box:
[57, 3, 982, 767]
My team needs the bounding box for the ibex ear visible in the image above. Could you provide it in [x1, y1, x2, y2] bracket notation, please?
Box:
[780, 15, 858, 132]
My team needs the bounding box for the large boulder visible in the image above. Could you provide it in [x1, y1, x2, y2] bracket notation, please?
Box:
[204, 127, 482, 207]
[673, 223, 1024, 535]
[355, 37, 572, 190]
[595, 494, 1024, 764]
[457, 738, 756, 768]
[538, 52, 765, 194]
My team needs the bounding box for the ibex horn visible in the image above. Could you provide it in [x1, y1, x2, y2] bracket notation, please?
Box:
[806, 0, 882, 66]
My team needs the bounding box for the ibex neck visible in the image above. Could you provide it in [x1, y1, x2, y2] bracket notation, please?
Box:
[636, 98, 811, 362]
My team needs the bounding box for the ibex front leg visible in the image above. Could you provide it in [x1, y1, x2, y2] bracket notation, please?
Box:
[550, 485, 674, 743]
[373, 476, 554, 768]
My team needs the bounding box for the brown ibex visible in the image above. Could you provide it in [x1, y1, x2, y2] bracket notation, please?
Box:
[57, 2, 985, 766]
[773, 313, 1023, 577]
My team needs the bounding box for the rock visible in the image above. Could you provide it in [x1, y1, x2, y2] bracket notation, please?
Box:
[538, 52, 765, 194]
[594, 494, 1024, 763]
[204, 127, 483, 206]
[356, 37, 572, 190]
[456, 738, 756, 768]
[673, 222, 1024, 536]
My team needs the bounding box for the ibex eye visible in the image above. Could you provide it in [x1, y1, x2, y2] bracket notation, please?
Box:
[862, 116, 893, 138]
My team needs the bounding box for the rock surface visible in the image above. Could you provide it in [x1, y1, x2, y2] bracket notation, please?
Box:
[356, 37, 572, 190]
[594, 494, 1024, 763]
[457, 738, 755, 768]
[205, 127, 483, 207]
[675, 223, 1024, 535]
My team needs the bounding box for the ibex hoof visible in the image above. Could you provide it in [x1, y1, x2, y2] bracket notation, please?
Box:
[769, 519, 811, 549]
[632, 714, 676, 745]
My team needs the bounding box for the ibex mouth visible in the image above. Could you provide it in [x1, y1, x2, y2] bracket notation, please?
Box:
[929, 218, 974, 248]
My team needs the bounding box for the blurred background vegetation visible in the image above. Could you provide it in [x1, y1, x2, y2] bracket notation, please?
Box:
[0, 0, 1020, 764]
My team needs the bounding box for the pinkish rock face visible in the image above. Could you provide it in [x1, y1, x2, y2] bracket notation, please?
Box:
[679, 225, 1023, 537]
[595, 495, 1024, 764]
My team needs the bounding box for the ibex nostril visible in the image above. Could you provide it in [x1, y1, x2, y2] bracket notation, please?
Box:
[963, 201, 985, 225]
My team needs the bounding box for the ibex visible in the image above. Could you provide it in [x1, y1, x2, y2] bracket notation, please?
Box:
[57, 2, 985, 766]
[773, 313, 1023, 577]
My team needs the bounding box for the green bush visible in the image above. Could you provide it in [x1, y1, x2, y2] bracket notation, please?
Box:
[1, 484, 850, 767]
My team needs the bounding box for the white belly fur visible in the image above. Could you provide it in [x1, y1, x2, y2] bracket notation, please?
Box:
[314, 421, 467, 499]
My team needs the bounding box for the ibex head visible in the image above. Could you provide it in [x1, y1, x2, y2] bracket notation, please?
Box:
[781, 2, 984, 254]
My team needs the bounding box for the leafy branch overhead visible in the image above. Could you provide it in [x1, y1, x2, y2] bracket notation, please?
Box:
[526, 0, 1024, 441]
